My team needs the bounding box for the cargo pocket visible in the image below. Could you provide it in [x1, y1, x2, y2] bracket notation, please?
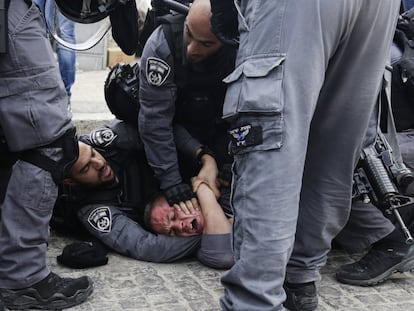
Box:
[223, 55, 285, 118]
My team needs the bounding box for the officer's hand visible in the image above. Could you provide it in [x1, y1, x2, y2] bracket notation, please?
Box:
[164, 183, 199, 214]
[173, 197, 200, 215]
[210, 0, 239, 47]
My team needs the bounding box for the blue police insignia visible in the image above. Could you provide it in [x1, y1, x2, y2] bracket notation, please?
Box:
[146, 57, 171, 86]
[229, 125, 252, 147]
[87, 206, 112, 233]
[90, 128, 117, 148]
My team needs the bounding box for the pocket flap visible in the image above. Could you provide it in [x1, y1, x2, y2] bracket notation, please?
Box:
[243, 56, 285, 78]
[223, 65, 244, 84]
[0, 71, 60, 98]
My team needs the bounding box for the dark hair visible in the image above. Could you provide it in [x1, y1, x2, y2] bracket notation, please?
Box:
[142, 192, 164, 232]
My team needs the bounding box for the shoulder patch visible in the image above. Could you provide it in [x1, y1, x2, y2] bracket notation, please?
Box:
[87, 206, 112, 233]
[146, 57, 171, 86]
[90, 128, 117, 148]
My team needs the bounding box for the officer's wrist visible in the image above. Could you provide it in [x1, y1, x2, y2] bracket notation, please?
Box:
[195, 146, 215, 166]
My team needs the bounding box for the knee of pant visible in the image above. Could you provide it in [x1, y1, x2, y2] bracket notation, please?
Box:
[19, 127, 79, 183]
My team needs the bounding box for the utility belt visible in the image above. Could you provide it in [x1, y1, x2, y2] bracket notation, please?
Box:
[0, 0, 9, 55]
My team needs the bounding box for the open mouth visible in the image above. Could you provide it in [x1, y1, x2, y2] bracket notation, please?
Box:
[191, 219, 198, 230]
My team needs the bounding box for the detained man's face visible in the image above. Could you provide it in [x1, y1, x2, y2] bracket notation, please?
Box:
[66, 141, 116, 187]
[150, 196, 205, 237]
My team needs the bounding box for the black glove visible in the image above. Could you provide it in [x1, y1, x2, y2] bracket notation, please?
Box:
[57, 239, 109, 269]
[195, 145, 215, 166]
[210, 0, 239, 47]
[164, 183, 195, 206]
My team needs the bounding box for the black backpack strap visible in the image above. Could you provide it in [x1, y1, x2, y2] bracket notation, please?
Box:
[161, 13, 187, 85]
[0, 0, 9, 54]
[160, 13, 185, 59]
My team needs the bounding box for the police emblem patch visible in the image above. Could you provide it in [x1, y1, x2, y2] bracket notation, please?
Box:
[229, 125, 252, 147]
[87, 206, 112, 233]
[90, 128, 117, 148]
[229, 124, 263, 151]
[146, 57, 171, 86]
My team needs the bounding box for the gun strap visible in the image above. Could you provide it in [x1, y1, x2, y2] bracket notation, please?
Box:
[381, 66, 404, 164]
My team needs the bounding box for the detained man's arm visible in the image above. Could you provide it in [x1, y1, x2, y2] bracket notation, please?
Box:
[195, 152, 220, 199]
[77, 204, 201, 263]
[192, 179, 234, 269]
[193, 178, 231, 234]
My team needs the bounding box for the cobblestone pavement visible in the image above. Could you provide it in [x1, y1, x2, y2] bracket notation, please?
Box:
[42, 230, 414, 311]
[32, 70, 414, 311]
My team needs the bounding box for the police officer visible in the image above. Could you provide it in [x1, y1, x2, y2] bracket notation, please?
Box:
[209, 0, 400, 310]
[0, 0, 93, 309]
[138, 0, 236, 211]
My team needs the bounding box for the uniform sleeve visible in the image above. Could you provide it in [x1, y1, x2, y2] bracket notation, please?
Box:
[138, 27, 182, 190]
[80, 119, 142, 151]
[173, 124, 203, 159]
[196, 233, 234, 269]
[77, 204, 202, 263]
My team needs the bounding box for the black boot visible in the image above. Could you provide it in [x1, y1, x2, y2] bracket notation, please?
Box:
[284, 281, 318, 311]
[336, 231, 414, 286]
[0, 272, 93, 310]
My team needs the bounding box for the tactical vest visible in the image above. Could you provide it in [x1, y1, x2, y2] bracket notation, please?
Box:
[161, 14, 237, 167]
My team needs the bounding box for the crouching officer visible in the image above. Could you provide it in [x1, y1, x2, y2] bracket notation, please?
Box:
[138, 0, 237, 210]
[0, 1, 93, 310]
[54, 118, 203, 265]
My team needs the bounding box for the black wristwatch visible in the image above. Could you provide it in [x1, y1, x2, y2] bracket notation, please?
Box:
[195, 146, 215, 166]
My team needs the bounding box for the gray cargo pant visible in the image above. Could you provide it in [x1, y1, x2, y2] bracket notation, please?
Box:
[0, 0, 72, 288]
[220, 0, 400, 310]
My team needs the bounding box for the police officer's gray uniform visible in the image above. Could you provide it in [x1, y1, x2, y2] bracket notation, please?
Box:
[219, 1, 400, 310]
[0, 0, 76, 289]
[138, 19, 236, 191]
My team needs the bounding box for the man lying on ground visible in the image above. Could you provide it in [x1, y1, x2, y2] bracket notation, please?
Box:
[143, 176, 234, 268]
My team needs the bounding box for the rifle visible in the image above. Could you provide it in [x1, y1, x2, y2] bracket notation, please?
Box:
[353, 131, 414, 244]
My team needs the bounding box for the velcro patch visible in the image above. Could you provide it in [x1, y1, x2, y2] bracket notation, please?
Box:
[146, 57, 171, 86]
[90, 128, 117, 148]
[87, 206, 112, 233]
[229, 124, 263, 148]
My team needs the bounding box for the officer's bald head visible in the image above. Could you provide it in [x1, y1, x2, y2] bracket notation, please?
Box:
[184, 0, 222, 63]
[187, 0, 212, 26]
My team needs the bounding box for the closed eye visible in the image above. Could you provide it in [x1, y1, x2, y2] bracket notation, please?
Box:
[79, 146, 94, 174]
